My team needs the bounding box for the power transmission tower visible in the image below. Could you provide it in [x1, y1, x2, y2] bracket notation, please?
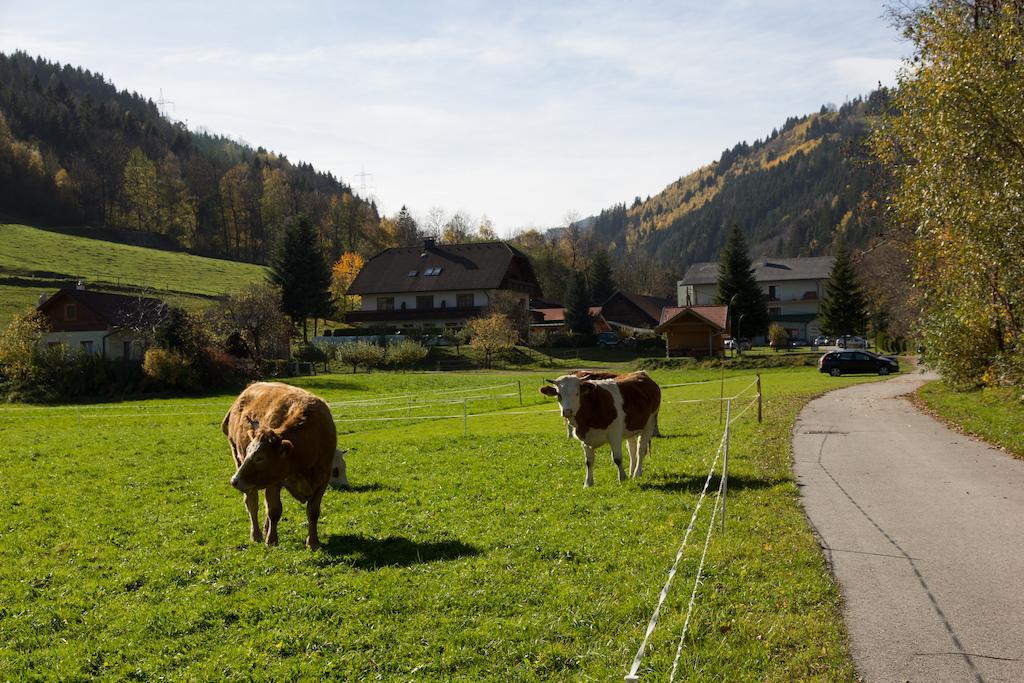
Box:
[156, 88, 176, 119]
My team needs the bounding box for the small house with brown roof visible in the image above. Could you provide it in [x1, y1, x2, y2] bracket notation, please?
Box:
[655, 305, 730, 357]
[599, 291, 674, 331]
[37, 286, 168, 360]
[346, 239, 542, 330]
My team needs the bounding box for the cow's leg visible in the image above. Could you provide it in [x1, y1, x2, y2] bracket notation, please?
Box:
[635, 433, 649, 478]
[305, 485, 327, 550]
[627, 435, 639, 477]
[263, 485, 283, 546]
[609, 434, 628, 483]
[652, 412, 662, 438]
[582, 444, 596, 488]
[565, 418, 573, 439]
[243, 490, 262, 542]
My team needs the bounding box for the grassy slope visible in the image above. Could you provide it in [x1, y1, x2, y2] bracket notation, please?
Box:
[0, 367, 885, 680]
[0, 223, 268, 326]
[916, 381, 1024, 458]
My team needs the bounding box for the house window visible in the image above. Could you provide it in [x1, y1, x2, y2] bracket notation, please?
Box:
[377, 297, 395, 311]
[416, 295, 433, 309]
[457, 293, 474, 308]
[80, 340, 94, 355]
[65, 304, 77, 321]
[768, 286, 778, 301]
[424, 267, 443, 276]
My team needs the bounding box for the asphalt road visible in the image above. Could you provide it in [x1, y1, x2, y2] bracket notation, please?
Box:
[793, 371, 1024, 682]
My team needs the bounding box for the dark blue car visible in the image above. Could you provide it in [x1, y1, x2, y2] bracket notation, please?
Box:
[819, 350, 899, 376]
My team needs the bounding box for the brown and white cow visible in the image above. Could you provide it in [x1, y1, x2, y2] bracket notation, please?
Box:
[540, 371, 661, 487]
[222, 382, 339, 550]
[561, 370, 661, 438]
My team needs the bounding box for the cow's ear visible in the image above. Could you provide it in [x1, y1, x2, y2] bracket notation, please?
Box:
[279, 440, 293, 456]
[539, 385, 557, 396]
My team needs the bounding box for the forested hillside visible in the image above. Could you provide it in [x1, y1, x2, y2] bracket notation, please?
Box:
[0, 51, 380, 264]
[591, 92, 889, 269]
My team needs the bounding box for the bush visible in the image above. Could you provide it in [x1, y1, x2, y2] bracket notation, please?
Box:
[336, 341, 386, 373]
[385, 339, 428, 370]
[143, 348, 200, 390]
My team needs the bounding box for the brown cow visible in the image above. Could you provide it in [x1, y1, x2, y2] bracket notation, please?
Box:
[540, 371, 661, 487]
[562, 370, 661, 438]
[222, 382, 337, 549]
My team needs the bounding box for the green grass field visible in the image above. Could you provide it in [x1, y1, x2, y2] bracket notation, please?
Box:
[0, 367, 886, 680]
[0, 223, 268, 328]
[916, 381, 1024, 459]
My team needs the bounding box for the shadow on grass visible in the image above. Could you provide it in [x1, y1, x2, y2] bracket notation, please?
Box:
[637, 472, 787, 494]
[318, 534, 481, 569]
[328, 482, 397, 494]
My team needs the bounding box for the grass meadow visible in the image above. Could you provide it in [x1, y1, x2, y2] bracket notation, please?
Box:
[0, 223, 268, 328]
[0, 366, 886, 681]
[916, 381, 1024, 459]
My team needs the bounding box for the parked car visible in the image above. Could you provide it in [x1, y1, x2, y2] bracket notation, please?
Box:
[812, 335, 830, 347]
[789, 337, 809, 348]
[723, 337, 751, 351]
[819, 350, 899, 376]
[596, 332, 634, 348]
[835, 335, 868, 349]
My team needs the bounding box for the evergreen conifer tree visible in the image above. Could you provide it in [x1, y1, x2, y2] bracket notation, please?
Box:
[564, 270, 593, 334]
[819, 244, 868, 337]
[587, 249, 617, 305]
[270, 215, 333, 342]
[714, 224, 768, 338]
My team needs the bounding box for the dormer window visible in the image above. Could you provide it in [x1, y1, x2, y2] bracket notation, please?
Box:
[424, 267, 443, 276]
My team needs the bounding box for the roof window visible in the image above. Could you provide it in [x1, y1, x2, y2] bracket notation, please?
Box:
[407, 270, 418, 277]
[424, 266, 443, 276]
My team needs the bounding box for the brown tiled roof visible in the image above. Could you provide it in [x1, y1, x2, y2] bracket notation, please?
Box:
[39, 288, 168, 328]
[680, 256, 835, 285]
[348, 240, 542, 296]
[603, 291, 674, 323]
[656, 305, 729, 331]
[532, 306, 604, 323]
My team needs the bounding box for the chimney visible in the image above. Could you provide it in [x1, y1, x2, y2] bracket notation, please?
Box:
[421, 237, 435, 258]
[76, 280, 85, 291]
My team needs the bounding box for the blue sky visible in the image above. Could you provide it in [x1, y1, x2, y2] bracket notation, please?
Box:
[1, 1, 906, 233]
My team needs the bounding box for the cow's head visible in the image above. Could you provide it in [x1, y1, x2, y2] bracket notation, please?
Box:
[230, 417, 293, 491]
[539, 375, 595, 420]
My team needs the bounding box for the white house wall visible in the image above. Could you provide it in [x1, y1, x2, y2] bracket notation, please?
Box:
[40, 331, 144, 359]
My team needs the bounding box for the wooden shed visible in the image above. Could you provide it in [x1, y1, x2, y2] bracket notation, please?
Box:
[655, 305, 730, 358]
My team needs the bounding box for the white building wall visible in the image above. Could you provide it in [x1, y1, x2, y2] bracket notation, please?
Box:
[40, 331, 144, 359]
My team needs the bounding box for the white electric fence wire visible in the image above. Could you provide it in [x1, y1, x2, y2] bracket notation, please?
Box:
[669, 476, 725, 683]
[659, 374, 757, 389]
[625, 429, 728, 682]
[727, 395, 760, 425]
[326, 382, 517, 407]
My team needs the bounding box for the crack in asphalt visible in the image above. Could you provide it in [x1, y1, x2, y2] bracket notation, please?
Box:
[815, 430, 985, 683]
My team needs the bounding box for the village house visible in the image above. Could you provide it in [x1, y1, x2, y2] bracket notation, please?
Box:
[345, 239, 542, 331]
[677, 256, 834, 341]
[655, 305, 730, 357]
[37, 285, 168, 360]
[598, 291, 674, 332]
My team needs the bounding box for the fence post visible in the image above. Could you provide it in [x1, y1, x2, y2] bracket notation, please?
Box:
[722, 398, 732, 532]
[756, 373, 762, 424]
[718, 359, 726, 424]
[516, 380, 522, 406]
[436, 359, 441, 372]
[462, 398, 468, 436]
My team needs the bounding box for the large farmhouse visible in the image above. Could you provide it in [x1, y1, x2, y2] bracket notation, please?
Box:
[37, 286, 168, 360]
[677, 256, 834, 341]
[346, 239, 542, 330]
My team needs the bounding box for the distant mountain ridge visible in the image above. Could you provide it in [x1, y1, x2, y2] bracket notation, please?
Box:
[591, 91, 888, 271]
[0, 51, 380, 264]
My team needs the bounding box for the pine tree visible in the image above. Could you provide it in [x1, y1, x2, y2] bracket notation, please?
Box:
[819, 244, 868, 337]
[270, 215, 332, 342]
[587, 248, 617, 305]
[564, 270, 593, 334]
[714, 224, 768, 338]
